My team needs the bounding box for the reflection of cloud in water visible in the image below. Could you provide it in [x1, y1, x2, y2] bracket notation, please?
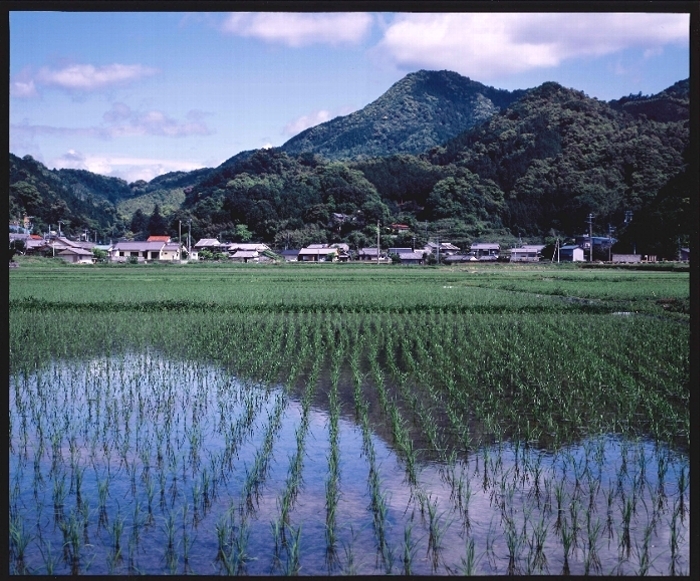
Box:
[9, 354, 690, 576]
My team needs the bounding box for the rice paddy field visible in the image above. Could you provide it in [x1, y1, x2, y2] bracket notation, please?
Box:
[9, 261, 690, 575]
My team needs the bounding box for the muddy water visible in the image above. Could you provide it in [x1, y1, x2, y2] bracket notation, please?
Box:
[9, 354, 690, 575]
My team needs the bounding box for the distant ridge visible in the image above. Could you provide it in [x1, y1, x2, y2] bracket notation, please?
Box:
[280, 69, 527, 161]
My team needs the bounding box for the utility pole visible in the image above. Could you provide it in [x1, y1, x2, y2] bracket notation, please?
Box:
[376, 220, 380, 265]
[608, 224, 615, 262]
[586, 213, 594, 262]
[187, 220, 191, 256]
[625, 210, 635, 256]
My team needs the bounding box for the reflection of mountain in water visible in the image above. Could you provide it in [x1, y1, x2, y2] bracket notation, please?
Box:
[9, 353, 689, 575]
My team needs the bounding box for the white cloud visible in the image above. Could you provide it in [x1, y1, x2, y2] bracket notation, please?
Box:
[374, 13, 688, 80]
[102, 102, 214, 138]
[283, 109, 332, 136]
[51, 149, 206, 182]
[12, 103, 213, 142]
[32, 63, 158, 92]
[11, 79, 38, 98]
[221, 12, 373, 47]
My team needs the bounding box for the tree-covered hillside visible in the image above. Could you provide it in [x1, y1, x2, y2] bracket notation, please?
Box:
[425, 81, 689, 246]
[280, 70, 527, 161]
[9, 154, 214, 242]
[8, 72, 691, 257]
[10, 154, 127, 239]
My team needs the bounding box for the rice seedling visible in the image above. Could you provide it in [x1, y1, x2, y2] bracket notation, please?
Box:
[401, 521, 419, 575]
[58, 507, 83, 573]
[283, 523, 302, 576]
[584, 511, 603, 575]
[425, 494, 453, 571]
[10, 512, 33, 573]
[38, 539, 59, 575]
[8, 265, 690, 575]
[525, 511, 549, 574]
[559, 514, 574, 575]
[667, 496, 683, 576]
[619, 495, 634, 558]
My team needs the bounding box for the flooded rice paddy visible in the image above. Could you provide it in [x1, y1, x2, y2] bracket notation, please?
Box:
[9, 353, 690, 575]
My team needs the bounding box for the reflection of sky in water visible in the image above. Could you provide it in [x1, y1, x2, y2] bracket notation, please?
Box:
[9, 354, 690, 575]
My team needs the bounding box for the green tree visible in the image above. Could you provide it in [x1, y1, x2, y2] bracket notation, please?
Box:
[148, 204, 168, 236]
[92, 248, 108, 263]
[234, 224, 253, 242]
[130, 209, 149, 237]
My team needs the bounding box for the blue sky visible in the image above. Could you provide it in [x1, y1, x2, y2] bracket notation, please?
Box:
[10, 11, 689, 183]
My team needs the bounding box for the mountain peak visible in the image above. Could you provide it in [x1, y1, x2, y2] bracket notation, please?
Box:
[280, 70, 526, 161]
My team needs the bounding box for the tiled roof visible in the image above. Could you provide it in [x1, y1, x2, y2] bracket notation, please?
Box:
[111, 241, 165, 251]
[398, 252, 424, 260]
[194, 239, 220, 247]
[299, 247, 338, 255]
[58, 247, 94, 256]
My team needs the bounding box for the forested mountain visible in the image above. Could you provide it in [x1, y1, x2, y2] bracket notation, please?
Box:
[8, 71, 691, 257]
[280, 70, 527, 161]
[9, 154, 214, 241]
[424, 81, 689, 241]
[10, 154, 126, 239]
[608, 79, 689, 123]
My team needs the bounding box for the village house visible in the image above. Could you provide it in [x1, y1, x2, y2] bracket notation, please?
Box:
[226, 242, 271, 253]
[298, 245, 339, 262]
[388, 247, 424, 265]
[470, 243, 500, 260]
[56, 247, 95, 264]
[110, 241, 164, 262]
[160, 242, 182, 261]
[356, 247, 390, 262]
[191, 238, 221, 260]
[230, 250, 259, 263]
[109, 241, 182, 263]
[559, 245, 585, 261]
[510, 245, 545, 262]
[398, 252, 425, 265]
[25, 236, 83, 257]
[424, 241, 461, 256]
[443, 253, 477, 264]
[280, 249, 300, 262]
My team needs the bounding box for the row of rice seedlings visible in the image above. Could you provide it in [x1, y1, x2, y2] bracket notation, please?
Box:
[364, 321, 417, 486]
[216, 502, 253, 575]
[240, 390, 288, 516]
[9, 297, 689, 574]
[218, 380, 268, 481]
[383, 317, 447, 461]
[400, 316, 478, 452]
[270, 319, 324, 575]
[9, 512, 33, 574]
[346, 324, 394, 572]
[324, 323, 345, 563]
